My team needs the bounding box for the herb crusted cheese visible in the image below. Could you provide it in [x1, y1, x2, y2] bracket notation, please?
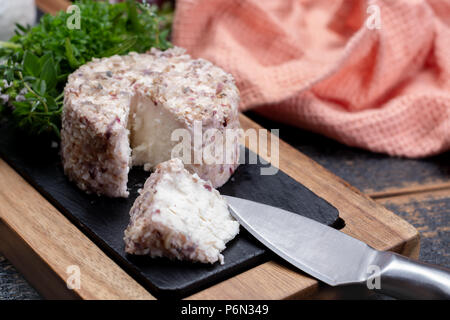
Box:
[61, 47, 240, 197]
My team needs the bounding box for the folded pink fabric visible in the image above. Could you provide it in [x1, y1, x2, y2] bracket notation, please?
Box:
[172, 0, 450, 157]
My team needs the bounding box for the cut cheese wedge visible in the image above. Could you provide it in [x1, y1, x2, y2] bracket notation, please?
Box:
[124, 158, 240, 264]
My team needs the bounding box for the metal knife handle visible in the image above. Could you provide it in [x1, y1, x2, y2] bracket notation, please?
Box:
[371, 251, 450, 299]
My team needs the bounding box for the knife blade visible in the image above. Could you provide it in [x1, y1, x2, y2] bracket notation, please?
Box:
[224, 196, 450, 299]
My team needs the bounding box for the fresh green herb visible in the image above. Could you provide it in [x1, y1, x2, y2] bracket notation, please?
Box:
[0, 0, 173, 138]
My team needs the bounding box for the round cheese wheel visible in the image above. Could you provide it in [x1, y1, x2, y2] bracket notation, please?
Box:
[61, 47, 240, 197]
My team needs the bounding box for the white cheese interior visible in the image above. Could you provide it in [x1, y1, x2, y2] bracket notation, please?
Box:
[151, 167, 239, 263]
[128, 94, 183, 170]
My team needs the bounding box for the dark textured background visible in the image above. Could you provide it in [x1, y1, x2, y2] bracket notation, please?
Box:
[1, 113, 448, 299]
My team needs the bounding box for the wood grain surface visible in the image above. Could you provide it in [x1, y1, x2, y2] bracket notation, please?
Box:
[186, 114, 420, 300]
[247, 112, 449, 269]
[35, 0, 71, 15]
[248, 112, 450, 199]
[377, 190, 449, 267]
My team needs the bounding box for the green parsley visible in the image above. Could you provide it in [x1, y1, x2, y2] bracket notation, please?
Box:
[0, 0, 172, 138]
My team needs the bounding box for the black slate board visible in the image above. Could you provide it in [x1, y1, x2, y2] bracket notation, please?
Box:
[0, 122, 339, 298]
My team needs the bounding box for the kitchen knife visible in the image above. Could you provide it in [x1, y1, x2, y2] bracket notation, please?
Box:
[224, 196, 450, 300]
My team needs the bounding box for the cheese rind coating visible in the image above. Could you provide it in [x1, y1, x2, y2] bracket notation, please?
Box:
[61, 47, 240, 197]
[124, 158, 240, 264]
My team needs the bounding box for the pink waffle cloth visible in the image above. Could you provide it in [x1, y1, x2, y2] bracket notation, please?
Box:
[172, 0, 450, 157]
